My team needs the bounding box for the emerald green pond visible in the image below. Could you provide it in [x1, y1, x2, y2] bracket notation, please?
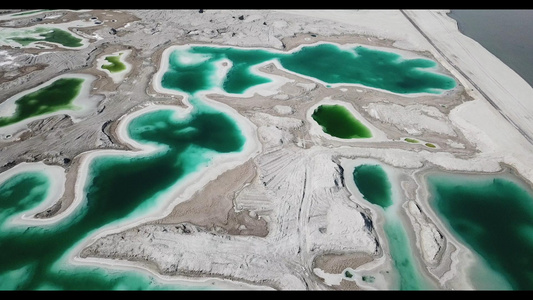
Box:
[312, 104, 372, 139]
[161, 43, 456, 95]
[352, 164, 434, 290]
[7, 27, 83, 48]
[102, 54, 127, 73]
[352, 164, 393, 208]
[0, 77, 84, 128]
[427, 174, 533, 290]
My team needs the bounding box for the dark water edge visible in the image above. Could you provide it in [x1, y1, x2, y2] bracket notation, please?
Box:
[448, 9, 533, 89]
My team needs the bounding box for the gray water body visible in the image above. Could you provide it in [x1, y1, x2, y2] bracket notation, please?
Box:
[448, 10, 533, 89]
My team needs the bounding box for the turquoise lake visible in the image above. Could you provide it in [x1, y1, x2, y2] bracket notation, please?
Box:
[427, 173, 533, 290]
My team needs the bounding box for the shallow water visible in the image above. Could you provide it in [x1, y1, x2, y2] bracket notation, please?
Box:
[382, 214, 434, 290]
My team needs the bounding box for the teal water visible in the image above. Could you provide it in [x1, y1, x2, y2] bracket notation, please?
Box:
[162, 46, 276, 94]
[352, 164, 433, 290]
[0, 172, 50, 228]
[382, 214, 434, 290]
[278, 43, 456, 94]
[162, 43, 456, 95]
[427, 173, 533, 290]
[7, 27, 83, 48]
[0, 42, 457, 290]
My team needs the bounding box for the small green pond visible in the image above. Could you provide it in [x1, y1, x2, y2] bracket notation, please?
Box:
[312, 104, 372, 139]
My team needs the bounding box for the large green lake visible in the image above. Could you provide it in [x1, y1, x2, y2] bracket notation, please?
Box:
[1, 27, 84, 48]
[0, 77, 84, 128]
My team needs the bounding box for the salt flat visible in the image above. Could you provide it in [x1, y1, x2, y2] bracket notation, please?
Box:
[0, 9, 531, 290]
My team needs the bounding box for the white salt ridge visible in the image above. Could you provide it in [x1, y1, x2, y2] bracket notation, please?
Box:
[365, 103, 456, 136]
[0, 50, 18, 67]
[273, 105, 293, 115]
